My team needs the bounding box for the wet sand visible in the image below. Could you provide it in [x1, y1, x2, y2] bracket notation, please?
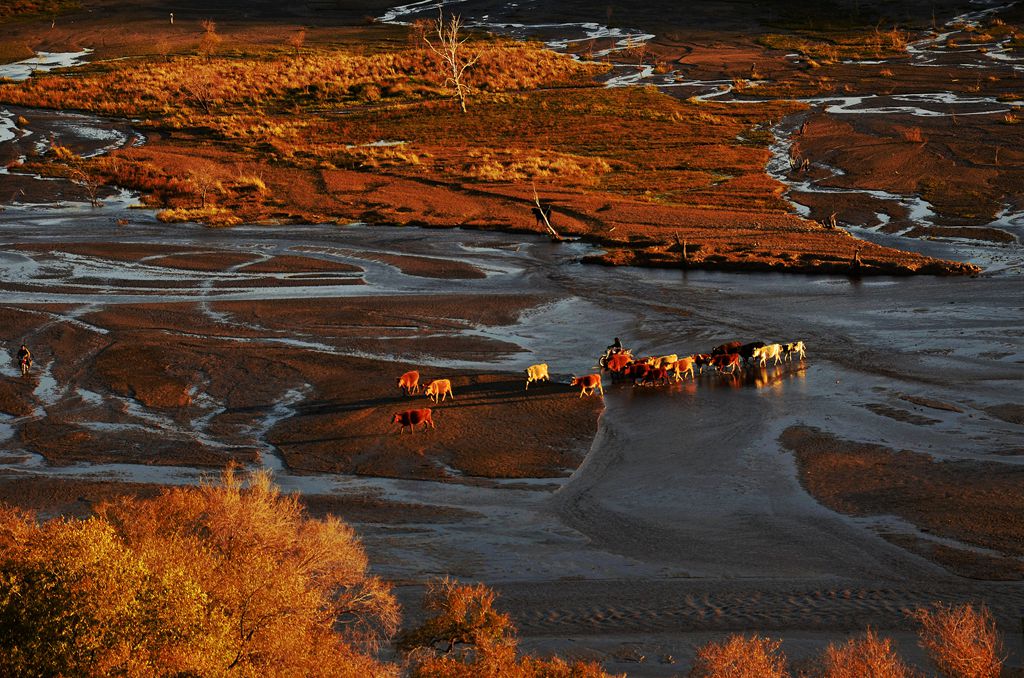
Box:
[0, 202, 1022, 674]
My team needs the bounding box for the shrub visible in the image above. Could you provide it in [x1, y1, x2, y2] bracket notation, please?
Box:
[157, 205, 243, 226]
[0, 468, 400, 677]
[401, 577, 621, 678]
[913, 603, 1002, 678]
[817, 628, 919, 678]
[689, 634, 790, 678]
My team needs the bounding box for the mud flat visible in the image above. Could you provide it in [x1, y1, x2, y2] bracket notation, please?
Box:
[0, 203, 1022, 674]
[1, 1, 1024, 673]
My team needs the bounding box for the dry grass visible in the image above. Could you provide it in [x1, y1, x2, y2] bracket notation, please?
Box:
[0, 41, 601, 121]
[816, 629, 919, 678]
[0, 0, 74, 19]
[464, 149, 612, 183]
[900, 127, 924, 143]
[156, 206, 243, 227]
[759, 28, 909, 61]
[913, 604, 1003, 678]
[690, 634, 790, 678]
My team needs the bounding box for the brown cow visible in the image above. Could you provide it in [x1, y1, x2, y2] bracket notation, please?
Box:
[424, 378, 454, 403]
[570, 374, 603, 398]
[712, 353, 742, 374]
[670, 357, 695, 381]
[392, 408, 435, 433]
[692, 353, 714, 374]
[604, 352, 633, 375]
[397, 370, 420, 396]
[711, 341, 743, 356]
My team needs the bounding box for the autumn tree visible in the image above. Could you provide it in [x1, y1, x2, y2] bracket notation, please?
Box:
[286, 27, 307, 56]
[400, 577, 619, 678]
[424, 10, 480, 114]
[199, 19, 221, 60]
[0, 468, 399, 677]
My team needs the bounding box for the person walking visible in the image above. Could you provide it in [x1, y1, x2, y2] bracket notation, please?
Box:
[16, 344, 32, 376]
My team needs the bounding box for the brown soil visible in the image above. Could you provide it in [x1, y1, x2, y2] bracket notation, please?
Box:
[0, 474, 164, 519]
[791, 112, 1024, 229]
[145, 252, 263, 271]
[340, 251, 487, 279]
[0, 239, 597, 478]
[986, 403, 1024, 426]
[0, 474, 477, 525]
[780, 426, 1024, 579]
[271, 371, 602, 479]
[238, 255, 363, 274]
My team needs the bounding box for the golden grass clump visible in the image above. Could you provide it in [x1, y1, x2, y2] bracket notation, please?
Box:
[913, 604, 1003, 678]
[689, 634, 790, 678]
[817, 628, 919, 678]
[156, 206, 243, 227]
[465, 149, 611, 183]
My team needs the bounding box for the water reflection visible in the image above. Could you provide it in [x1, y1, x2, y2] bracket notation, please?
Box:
[614, 361, 808, 400]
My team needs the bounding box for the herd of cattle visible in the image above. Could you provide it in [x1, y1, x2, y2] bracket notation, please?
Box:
[390, 340, 807, 433]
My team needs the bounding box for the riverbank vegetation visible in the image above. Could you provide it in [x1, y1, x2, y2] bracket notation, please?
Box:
[0, 14, 981, 275]
[0, 469, 1010, 676]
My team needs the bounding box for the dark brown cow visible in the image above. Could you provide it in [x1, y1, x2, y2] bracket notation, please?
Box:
[692, 353, 714, 373]
[739, 341, 766, 363]
[712, 353, 742, 374]
[711, 341, 743, 356]
[392, 408, 435, 433]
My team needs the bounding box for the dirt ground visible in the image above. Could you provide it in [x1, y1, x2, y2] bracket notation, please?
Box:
[780, 426, 1024, 580]
[0, 243, 601, 478]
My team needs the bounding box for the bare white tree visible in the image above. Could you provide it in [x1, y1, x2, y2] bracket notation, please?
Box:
[424, 10, 480, 114]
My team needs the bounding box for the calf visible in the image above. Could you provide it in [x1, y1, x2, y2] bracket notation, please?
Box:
[711, 341, 743, 356]
[783, 341, 806, 361]
[753, 343, 784, 367]
[396, 370, 420, 396]
[570, 374, 603, 398]
[525, 363, 550, 390]
[712, 353, 742, 374]
[392, 408, 435, 433]
[423, 378, 454, 403]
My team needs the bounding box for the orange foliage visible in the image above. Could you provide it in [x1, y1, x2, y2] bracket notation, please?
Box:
[0, 42, 601, 119]
[690, 634, 790, 678]
[0, 468, 399, 677]
[913, 604, 1003, 678]
[817, 628, 920, 678]
[401, 577, 622, 678]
